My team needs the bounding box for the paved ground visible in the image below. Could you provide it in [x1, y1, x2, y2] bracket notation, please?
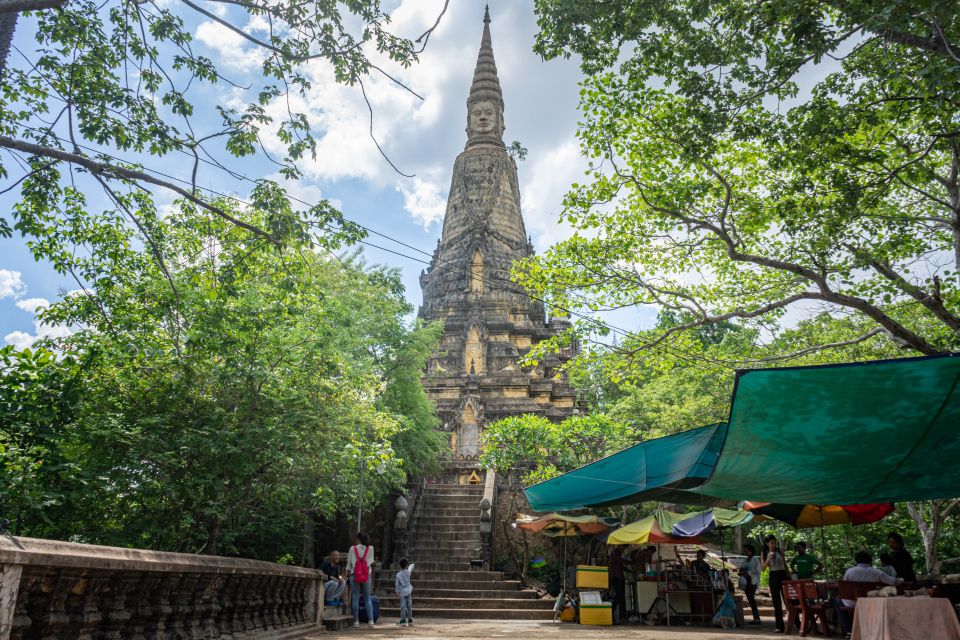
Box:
[305, 618, 789, 639]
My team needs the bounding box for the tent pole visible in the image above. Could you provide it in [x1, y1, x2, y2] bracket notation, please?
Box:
[819, 507, 826, 576]
[557, 534, 567, 622]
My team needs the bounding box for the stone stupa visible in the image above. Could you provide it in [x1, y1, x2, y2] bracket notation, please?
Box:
[418, 6, 579, 482]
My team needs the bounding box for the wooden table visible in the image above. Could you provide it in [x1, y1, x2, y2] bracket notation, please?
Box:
[851, 597, 960, 640]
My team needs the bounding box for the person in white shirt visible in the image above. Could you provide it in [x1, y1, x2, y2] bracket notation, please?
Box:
[761, 535, 789, 633]
[837, 550, 900, 634]
[346, 531, 376, 628]
[879, 552, 898, 579]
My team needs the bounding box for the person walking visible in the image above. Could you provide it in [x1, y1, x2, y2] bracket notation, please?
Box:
[347, 531, 375, 628]
[739, 544, 762, 625]
[761, 535, 789, 633]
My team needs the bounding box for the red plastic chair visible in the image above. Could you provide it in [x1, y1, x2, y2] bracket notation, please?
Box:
[800, 580, 832, 637]
[782, 581, 805, 636]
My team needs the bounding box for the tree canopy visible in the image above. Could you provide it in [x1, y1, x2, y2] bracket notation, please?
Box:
[0, 197, 442, 559]
[523, 0, 960, 374]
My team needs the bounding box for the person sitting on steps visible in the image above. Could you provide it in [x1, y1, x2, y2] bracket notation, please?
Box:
[319, 549, 346, 607]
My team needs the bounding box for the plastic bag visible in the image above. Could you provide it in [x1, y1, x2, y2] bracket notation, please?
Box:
[712, 589, 738, 628]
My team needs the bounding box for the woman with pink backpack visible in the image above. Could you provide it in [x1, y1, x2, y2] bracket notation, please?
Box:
[347, 531, 376, 628]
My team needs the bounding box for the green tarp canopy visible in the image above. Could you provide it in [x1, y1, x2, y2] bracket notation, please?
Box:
[525, 354, 960, 511]
[523, 422, 730, 512]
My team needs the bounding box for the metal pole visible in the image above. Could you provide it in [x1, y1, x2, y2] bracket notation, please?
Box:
[357, 459, 364, 535]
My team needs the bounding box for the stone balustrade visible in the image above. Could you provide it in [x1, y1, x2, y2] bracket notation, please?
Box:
[0, 536, 323, 640]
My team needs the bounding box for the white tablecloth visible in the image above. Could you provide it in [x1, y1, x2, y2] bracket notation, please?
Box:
[851, 597, 960, 640]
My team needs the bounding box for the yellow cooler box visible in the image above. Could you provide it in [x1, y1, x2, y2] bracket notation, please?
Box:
[579, 603, 613, 626]
[575, 565, 609, 589]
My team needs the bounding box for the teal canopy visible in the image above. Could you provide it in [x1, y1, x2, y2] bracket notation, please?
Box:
[524, 354, 960, 511]
[524, 422, 729, 512]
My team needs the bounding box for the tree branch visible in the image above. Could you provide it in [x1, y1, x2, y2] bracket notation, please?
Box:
[875, 27, 960, 61]
[860, 250, 960, 333]
[0, 0, 65, 14]
[0, 135, 278, 243]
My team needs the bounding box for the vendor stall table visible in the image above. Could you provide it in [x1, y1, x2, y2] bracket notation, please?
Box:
[851, 597, 960, 640]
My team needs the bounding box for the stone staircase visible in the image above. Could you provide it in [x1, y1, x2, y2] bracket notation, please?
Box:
[377, 483, 554, 620]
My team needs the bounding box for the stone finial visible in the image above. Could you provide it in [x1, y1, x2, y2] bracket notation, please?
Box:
[479, 497, 492, 522]
[466, 6, 505, 148]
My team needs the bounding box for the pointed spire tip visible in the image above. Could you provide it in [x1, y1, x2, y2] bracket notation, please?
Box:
[483, 5, 490, 24]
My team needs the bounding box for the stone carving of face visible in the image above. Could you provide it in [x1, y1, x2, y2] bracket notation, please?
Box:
[469, 100, 498, 136]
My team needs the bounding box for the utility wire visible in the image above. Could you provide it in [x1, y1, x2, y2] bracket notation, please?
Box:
[6, 126, 735, 374]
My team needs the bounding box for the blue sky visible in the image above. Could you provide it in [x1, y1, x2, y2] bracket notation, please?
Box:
[0, 1, 657, 346]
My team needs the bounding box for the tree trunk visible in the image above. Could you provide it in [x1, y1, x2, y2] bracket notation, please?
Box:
[203, 515, 220, 555]
[905, 500, 958, 576]
[0, 13, 16, 74]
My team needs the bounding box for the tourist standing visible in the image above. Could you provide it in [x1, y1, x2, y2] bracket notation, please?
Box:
[739, 544, 762, 625]
[761, 535, 788, 633]
[608, 545, 627, 624]
[347, 531, 376, 628]
[394, 557, 414, 627]
[886, 532, 917, 584]
[320, 550, 346, 606]
[790, 541, 823, 579]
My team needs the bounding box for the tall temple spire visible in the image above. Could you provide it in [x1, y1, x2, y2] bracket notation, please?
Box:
[465, 6, 504, 149]
[417, 3, 578, 472]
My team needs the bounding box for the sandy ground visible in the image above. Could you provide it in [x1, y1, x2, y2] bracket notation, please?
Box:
[304, 618, 790, 639]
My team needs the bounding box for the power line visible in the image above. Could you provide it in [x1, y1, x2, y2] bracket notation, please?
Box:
[5, 126, 734, 374]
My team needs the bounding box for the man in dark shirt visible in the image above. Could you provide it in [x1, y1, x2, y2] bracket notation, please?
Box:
[609, 545, 627, 624]
[320, 550, 346, 606]
[691, 549, 711, 576]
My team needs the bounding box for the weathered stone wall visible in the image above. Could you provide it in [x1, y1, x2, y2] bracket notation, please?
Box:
[0, 536, 323, 640]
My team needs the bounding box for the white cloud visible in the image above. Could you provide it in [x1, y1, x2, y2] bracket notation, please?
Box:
[2, 285, 73, 349]
[191, 1, 588, 244]
[397, 175, 446, 228]
[15, 297, 49, 313]
[194, 20, 265, 73]
[3, 314, 73, 349]
[520, 139, 585, 250]
[4, 331, 34, 351]
[0, 269, 26, 299]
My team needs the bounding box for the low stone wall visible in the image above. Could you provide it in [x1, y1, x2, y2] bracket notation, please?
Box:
[0, 536, 323, 640]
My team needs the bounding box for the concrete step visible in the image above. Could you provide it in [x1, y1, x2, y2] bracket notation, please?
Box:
[379, 607, 554, 620]
[416, 507, 482, 517]
[406, 545, 482, 555]
[384, 561, 488, 572]
[421, 484, 484, 492]
[377, 596, 551, 611]
[414, 515, 486, 524]
[406, 523, 481, 534]
[380, 587, 538, 599]
[403, 531, 481, 543]
[377, 578, 522, 591]
[378, 569, 504, 581]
